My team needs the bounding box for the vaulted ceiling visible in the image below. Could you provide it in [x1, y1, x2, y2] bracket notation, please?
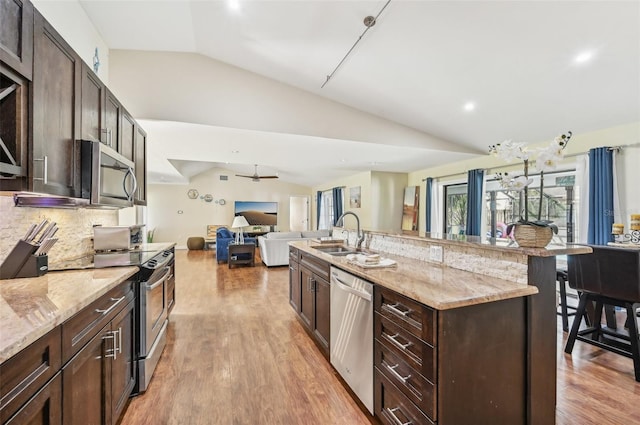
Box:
[74, 0, 639, 186]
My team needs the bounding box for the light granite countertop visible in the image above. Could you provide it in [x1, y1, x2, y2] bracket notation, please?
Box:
[291, 240, 539, 310]
[0, 266, 138, 364]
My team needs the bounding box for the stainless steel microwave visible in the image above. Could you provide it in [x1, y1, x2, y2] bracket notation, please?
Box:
[79, 140, 136, 207]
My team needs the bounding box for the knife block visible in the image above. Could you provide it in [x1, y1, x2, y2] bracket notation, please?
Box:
[0, 240, 48, 279]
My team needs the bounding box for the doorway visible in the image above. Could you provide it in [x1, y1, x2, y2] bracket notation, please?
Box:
[289, 196, 309, 231]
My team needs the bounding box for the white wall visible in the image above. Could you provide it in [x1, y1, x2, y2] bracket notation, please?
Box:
[311, 171, 408, 232]
[371, 172, 408, 232]
[32, 0, 110, 83]
[147, 167, 311, 248]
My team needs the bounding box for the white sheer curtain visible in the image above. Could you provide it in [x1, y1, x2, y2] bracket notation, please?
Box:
[575, 154, 590, 243]
[612, 150, 624, 228]
[480, 172, 488, 238]
[318, 190, 334, 230]
[430, 179, 443, 234]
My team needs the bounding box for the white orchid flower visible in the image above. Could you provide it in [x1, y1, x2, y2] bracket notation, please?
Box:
[492, 140, 528, 162]
[511, 176, 533, 191]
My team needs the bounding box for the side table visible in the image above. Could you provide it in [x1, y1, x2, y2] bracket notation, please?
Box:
[228, 243, 255, 268]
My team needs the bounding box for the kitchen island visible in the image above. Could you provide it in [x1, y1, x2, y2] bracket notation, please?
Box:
[290, 232, 591, 425]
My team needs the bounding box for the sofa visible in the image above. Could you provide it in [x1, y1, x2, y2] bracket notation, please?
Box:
[257, 230, 331, 267]
[216, 227, 256, 264]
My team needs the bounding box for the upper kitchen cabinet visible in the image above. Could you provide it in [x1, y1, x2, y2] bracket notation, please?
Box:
[31, 10, 81, 197]
[120, 109, 135, 162]
[80, 62, 106, 145]
[0, 0, 34, 80]
[0, 62, 28, 189]
[105, 89, 121, 151]
[134, 125, 147, 205]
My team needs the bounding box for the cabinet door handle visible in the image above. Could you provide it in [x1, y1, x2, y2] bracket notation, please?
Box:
[383, 332, 413, 352]
[95, 296, 126, 316]
[102, 331, 116, 359]
[117, 326, 123, 355]
[384, 361, 411, 384]
[34, 156, 48, 184]
[384, 302, 412, 318]
[386, 407, 412, 425]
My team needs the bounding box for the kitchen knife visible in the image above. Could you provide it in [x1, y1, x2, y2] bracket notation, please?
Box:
[35, 238, 58, 256]
[28, 219, 49, 242]
[22, 224, 37, 241]
[37, 222, 57, 244]
[43, 238, 58, 255]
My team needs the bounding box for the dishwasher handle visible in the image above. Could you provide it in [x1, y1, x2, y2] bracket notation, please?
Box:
[331, 274, 372, 302]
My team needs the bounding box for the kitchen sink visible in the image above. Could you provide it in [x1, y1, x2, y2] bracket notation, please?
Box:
[311, 246, 372, 256]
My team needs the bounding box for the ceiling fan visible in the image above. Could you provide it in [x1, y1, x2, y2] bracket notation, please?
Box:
[235, 164, 279, 182]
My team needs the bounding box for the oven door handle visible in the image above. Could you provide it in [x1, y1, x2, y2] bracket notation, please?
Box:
[145, 267, 171, 291]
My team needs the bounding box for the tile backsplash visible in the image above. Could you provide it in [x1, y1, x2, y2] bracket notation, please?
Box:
[0, 196, 118, 264]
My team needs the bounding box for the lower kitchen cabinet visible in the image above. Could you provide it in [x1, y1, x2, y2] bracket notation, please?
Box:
[374, 285, 528, 425]
[289, 248, 330, 358]
[288, 248, 300, 312]
[4, 374, 62, 425]
[1, 280, 136, 425]
[63, 298, 135, 425]
[109, 298, 136, 423]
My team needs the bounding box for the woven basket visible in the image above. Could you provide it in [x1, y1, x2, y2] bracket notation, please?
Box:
[513, 224, 553, 248]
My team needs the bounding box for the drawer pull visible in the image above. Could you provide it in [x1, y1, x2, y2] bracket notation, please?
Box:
[95, 295, 126, 316]
[384, 332, 413, 352]
[386, 407, 413, 425]
[384, 361, 411, 384]
[384, 302, 413, 318]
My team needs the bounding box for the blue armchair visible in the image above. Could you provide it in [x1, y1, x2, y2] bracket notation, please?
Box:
[215, 227, 256, 263]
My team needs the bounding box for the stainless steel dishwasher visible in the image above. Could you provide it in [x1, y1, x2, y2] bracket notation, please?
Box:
[330, 266, 374, 414]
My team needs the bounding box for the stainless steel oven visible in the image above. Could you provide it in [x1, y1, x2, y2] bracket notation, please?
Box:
[136, 248, 174, 392]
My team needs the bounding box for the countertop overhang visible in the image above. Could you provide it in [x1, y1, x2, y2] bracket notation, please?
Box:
[291, 240, 539, 310]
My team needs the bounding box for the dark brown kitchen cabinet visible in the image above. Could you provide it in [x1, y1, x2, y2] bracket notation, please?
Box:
[120, 110, 135, 162]
[110, 299, 136, 422]
[0, 0, 34, 80]
[4, 373, 62, 425]
[288, 247, 300, 312]
[62, 324, 109, 425]
[374, 285, 528, 425]
[0, 327, 61, 424]
[80, 62, 106, 144]
[133, 125, 147, 205]
[0, 62, 28, 187]
[62, 294, 135, 425]
[295, 251, 331, 358]
[31, 10, 81, 197]
[104, 89, 121, 151]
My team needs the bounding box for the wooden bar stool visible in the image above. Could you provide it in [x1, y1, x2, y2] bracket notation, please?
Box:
[564, 245, 640, 382]
[556, 269, 577, 332]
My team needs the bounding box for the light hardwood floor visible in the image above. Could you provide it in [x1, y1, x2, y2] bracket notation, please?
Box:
[120, 250, 640, 425]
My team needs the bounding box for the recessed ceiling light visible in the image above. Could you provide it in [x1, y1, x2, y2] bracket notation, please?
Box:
[228, 0, 240, 11]
[463, 102, 475, 112]
[574, 51, 594, 64]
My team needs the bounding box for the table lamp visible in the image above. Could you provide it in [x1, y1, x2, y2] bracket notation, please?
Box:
[231, 215, 250, 244]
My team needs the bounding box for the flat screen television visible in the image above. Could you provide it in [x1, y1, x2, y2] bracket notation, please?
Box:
[234, 201, 278, 226]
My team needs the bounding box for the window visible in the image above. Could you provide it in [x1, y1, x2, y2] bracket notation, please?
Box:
[318, 190, 334, 230]
[442, 170, 579, 244]
[444, 184, 467, 235]
[484, 170, 578, 244]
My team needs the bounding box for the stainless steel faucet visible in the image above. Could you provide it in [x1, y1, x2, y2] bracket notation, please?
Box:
[336, 211, 364, 249]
